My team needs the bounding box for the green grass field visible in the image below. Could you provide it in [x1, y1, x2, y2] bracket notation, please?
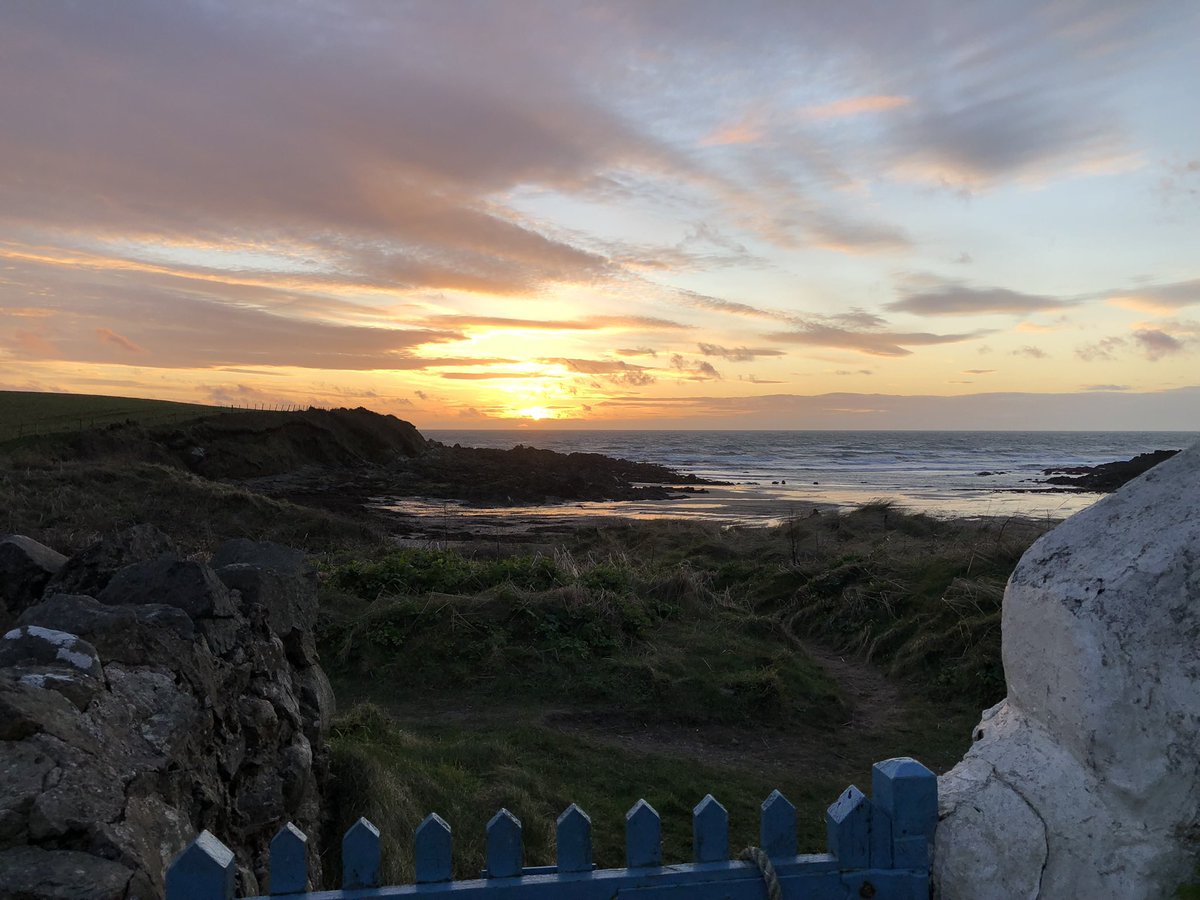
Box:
[317, 511, 1046, 884]
[0, 390, 221, 442]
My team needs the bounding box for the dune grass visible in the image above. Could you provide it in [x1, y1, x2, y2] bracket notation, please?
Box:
[0, 458, 381, 556]
[322, 545, 844, 727]
[317, 506, 1047, 886]
[325, 705, 853, 883]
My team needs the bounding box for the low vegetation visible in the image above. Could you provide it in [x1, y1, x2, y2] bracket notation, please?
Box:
[0, 396, 1055, 886]
[318, 506, 1049, 882]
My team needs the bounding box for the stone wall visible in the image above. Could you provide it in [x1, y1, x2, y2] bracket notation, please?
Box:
[0, 527, 334, 899]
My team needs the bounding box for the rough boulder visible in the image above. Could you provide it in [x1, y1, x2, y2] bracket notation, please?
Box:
[0, 530, 335, 899]
[934, 441, 1200, 898]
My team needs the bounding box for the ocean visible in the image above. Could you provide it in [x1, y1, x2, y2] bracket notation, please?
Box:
[418, 430, 1199, 523]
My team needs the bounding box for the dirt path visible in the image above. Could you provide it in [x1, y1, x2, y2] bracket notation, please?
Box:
[543, 640, 909, 780]
[789, 637, 904, 733]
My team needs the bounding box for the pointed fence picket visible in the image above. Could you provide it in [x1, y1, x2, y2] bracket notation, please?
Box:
[166, 756, 936, 899]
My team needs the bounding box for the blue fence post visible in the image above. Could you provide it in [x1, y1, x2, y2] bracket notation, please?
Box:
[625, 799, 662, 868]
[871, 757, 937, 868]
[342, 817, 382, 889]
[556, 804, 593, 874]
[760, 790, 797, 858]
[826, 785, 871, 869]
[165, 831, 236, 900]
[269, 822, 308, 895]
[692, 795, 729, 863]
[486, 808, 524, 878]
[162, 757, 936, 898]
[415, 813, 453, 883]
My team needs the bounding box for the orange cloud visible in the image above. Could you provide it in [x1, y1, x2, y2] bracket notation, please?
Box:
[96, 327, 145, 353]
[9, 330, 57, 357]
[700, 119, 764, 146]
[802, 94, 910, 120]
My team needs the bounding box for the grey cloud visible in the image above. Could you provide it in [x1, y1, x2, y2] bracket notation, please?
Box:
[1076, 336, 1127, 362]
[1107, 278, 1200, 310]
[0, 262, 463, 370]
[738, 374, 785, 384]
[829, 309, 888, 330]
[676, 290, 795, 323]
[1132, 329, 1186, 360]
[0, 2, 686, 295]
[543, 358, 651, 376]
[889, 283, 1072, 316]
[670, 354, 722, 381]
[609, 369, 657, 387]
[767, 325, 987, 357]
[1012, 346, 1049, 359]
[807, 212, 910, 253]
[540, 357, 658, 388]
[697, 343, 785, 361]
[1082, 384, 1130, 392]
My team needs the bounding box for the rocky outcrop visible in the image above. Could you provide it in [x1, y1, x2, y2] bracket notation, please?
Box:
[1039, 448, 1179, 492]
[0, 531, 334, 899]
[934, 441, 1200, 898]
[0, 535, 67, 629]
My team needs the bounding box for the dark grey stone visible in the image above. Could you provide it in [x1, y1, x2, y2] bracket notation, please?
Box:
[0, 536, 67, 627]
[98, 556, 235, 619]
[0, 845, 133, 899]
[47, 524, 176, 598]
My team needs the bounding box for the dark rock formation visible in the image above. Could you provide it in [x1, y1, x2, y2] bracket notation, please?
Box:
[1040, 449, 1179, 492]
[385, 443, 717, 506]
[179, 406, 428, 479]
[47, 524, 176, 598]
[0, 528, 333, 899]
[0, 536, 67, 629]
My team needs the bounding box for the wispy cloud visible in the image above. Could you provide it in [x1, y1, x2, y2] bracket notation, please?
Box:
[889, 280, 1073, 316]
[96, 327, 144, 354]
[767, 325, 987, 357]
[1012, 345, 1049, 359]
[1076, 336, 1127, 362]
[697, 343, 784, 361]
[802, 94, 910, 120]
[670, 354, 722, 381]
[1106, 278, 1200, 313]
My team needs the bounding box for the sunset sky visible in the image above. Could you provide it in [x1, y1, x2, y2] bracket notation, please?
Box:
[1, 1, 1198, 429]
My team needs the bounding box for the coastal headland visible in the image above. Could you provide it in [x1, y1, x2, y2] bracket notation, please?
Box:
[0, 395, 1187, 889]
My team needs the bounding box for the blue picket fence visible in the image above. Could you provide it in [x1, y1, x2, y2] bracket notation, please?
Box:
[166, 757, 936, 899]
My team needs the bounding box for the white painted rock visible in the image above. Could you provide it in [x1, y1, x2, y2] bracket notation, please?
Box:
[934, 441, 1200, 899]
